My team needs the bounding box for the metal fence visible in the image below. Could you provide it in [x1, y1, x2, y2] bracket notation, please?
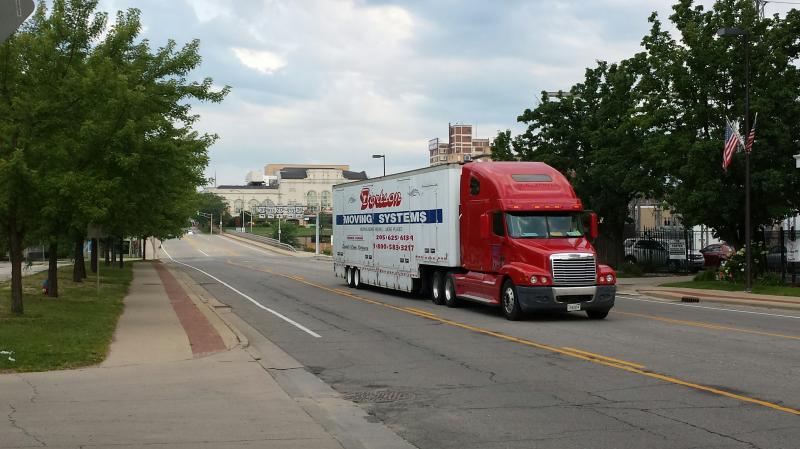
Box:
[596, 227, 800, 281]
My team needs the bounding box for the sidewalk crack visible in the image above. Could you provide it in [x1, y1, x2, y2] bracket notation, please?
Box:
[7, 403, 47, 447]
[21, 375, 40, 403]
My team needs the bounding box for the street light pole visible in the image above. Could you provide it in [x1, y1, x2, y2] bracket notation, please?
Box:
[315, 195, 321, 255]
[372, 154, 386, 176]
[718, 26, 753, 292]
[744, 33, 752, 293]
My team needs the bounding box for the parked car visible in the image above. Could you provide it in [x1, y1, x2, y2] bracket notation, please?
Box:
[699, 243, 735, 267]
[688, 250, 705, 272]
[766, 245, 785, 272]
[624, 239, 669, 267]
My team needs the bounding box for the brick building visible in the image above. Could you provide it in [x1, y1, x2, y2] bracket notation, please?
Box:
[429, 123, 492, 165]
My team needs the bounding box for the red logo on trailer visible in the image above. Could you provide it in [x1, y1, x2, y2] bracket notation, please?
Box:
[360, 188, 402, 210]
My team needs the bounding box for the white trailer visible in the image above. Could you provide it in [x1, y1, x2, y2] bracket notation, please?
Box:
[333, 164, 462, 292]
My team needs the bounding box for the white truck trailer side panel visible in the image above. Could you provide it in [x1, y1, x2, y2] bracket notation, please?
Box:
[333, 164, 462, 292]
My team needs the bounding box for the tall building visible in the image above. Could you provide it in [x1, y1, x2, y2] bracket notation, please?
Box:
[429, 123, 492, 166]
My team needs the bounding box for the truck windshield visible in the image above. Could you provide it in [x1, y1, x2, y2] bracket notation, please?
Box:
[505, 213, 584, 239]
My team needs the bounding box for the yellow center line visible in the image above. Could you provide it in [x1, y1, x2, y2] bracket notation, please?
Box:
[404, 307, 438, 317]
[616, 311, 800, 341]
[560, 347, 646, 369]
[222, 259, 800, 416]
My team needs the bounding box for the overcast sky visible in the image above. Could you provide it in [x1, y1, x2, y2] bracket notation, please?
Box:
[94, 0, 793, 184]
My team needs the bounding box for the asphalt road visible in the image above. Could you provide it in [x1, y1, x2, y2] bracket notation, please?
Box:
[163, 234, 800, 449]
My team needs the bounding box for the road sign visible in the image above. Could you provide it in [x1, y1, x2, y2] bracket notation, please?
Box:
[256, 205, 306, 217]
[0, 0, 35, 44]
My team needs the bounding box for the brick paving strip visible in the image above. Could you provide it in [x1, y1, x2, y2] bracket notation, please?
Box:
[154, 263, 226, 356]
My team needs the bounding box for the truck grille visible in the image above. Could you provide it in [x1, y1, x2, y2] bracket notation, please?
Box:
[550, 254, 596, 286]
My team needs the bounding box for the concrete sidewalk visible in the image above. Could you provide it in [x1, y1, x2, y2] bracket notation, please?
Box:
[0, 261, 72, 282]
[1, 262, 416, 449]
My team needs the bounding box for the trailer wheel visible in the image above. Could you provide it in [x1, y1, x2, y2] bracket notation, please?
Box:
[444, 273, 459, 308]
[501, 280, 523, 321]
[353, 268, 362, 289]
[431, 271, 445, 305]
[345, 267, 354, 287]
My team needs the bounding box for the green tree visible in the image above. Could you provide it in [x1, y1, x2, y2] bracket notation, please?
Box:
[490, 130, 520, 161]
[271, 220, 299, 247]
[197, 192, 230, 231]
[637, 0, 800, 246]
[514, 57, 659, 266]
[0, 0, 228, 313]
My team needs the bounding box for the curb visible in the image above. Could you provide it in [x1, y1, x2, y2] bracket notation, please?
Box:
[636, 288, 800, 311]
[164, 263, 249, 349]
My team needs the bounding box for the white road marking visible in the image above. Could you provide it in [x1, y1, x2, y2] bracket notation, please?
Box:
[197, 249, 210, 257]
[161, 244, 322, 338]
[617, 294, 800, 320]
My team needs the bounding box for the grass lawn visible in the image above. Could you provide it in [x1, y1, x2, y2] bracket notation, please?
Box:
[660, 280, 800, 297]
[0, 262, 133, 373]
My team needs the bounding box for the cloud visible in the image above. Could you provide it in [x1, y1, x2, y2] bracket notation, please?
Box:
[231, 47, 286, 74]
[89, 0, 800, 185]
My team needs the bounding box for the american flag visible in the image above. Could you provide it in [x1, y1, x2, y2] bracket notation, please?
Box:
[745, 113, 758, 153]
[722, 119, 739, 170]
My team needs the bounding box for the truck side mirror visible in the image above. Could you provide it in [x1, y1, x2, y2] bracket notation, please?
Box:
[589, 213, 599, 240]
[480, 214, 490, 239]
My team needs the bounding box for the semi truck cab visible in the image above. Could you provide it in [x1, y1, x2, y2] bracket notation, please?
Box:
[452, 162, 615, 320]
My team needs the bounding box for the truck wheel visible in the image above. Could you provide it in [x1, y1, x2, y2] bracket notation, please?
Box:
[586, 309, 609, 320]
[431, 271, 445, 305]
[501, 280, 523, 321]
[353, 268, 362, 289]
[444, 273, 459, 308]
[345, 267, 354, 287]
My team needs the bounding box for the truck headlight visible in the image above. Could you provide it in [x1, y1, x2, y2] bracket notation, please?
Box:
[605, 274, 614, 283]
[530, 276, 538, 284]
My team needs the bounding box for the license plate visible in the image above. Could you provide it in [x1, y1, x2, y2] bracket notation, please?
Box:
[567, 303, 581, 312]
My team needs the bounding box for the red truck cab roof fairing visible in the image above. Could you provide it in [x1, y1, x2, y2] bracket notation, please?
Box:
[461, 162, 582, 212]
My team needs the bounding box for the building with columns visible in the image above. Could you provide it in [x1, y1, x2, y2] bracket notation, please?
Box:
[205, 164, 367, 220]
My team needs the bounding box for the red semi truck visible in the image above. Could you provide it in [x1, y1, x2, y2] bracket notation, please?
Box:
[332, 161, 616, 320]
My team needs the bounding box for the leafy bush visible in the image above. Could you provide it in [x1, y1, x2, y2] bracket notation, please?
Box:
[720, 242, 764, 282]
[271, 222, 299, 247]
[618, 262, 643, 278]
[759, 272, 784, 286]
[694, 269, 718, 282]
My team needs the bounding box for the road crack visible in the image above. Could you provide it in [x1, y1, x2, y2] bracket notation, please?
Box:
[643, 408, 764, 449]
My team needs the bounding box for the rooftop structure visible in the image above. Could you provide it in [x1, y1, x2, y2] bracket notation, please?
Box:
[429, 124, 493, 166]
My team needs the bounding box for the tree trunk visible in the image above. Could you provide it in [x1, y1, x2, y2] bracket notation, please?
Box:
[73, 239, 85, 282]
[118, 237, 124, 269]
[48, 241, 58, 298]
[111, 238, 117, 265]
[104, 237, 111, 266]
[90, 238, 98, 273]
[141, 237, 146, 260]
[9, 225, 24, 315]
